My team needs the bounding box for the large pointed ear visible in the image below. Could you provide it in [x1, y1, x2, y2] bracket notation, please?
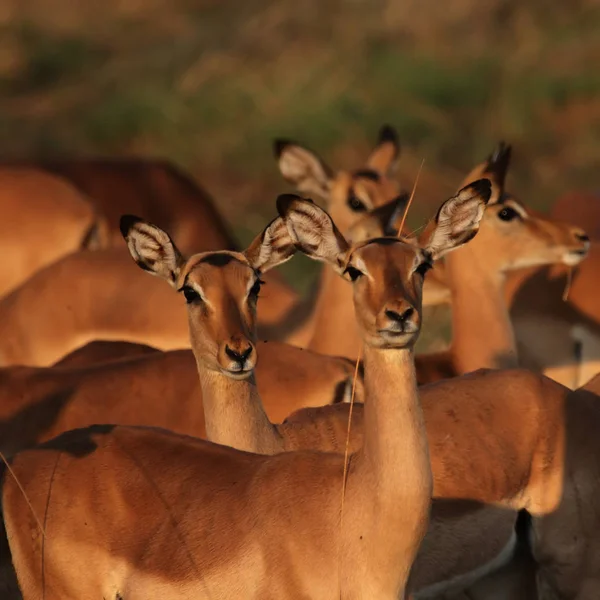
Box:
[276, 194, 350, 273]
[119, 215, 184, 287]
[459, 142, 511, 204]
[482, 142, 511, 204]
[347, 193, 409, 242]
[366, 124, 400, 175]
[422, 179, 491, 260]
[243, 215, 297, 273]
[274, 139, 333, 199]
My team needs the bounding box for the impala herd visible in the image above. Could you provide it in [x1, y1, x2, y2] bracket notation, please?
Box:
[0, 126, 598, 599]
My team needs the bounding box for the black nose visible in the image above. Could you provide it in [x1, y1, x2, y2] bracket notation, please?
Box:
[225, 345, 253, 363]
[385, 308, 414, 324]
[576, 232, 590, 243]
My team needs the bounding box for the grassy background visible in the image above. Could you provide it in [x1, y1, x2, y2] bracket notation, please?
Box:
[1, 0, 599, 317]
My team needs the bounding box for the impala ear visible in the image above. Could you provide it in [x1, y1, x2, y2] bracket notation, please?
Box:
[119, 215, 184, 287]
[366, 124, 400, 175]
[243, 216, 297, 273]
[276, 194, 350, 273]
[483, 142, 511, 204]
[423, 179, 491, 260]
[274, 139, 333, 199]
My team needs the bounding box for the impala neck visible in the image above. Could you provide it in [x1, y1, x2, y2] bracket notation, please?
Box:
[445, 244, 517, 373]
[355, 345, 431, 504]
[308, 267, 361, 358]
[196, 364, 283, 454]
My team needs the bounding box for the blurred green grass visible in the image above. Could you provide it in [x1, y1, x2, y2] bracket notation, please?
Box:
[1, 0, 599, 351]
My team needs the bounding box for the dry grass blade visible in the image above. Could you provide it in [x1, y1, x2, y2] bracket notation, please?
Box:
[0, 450, 46, 538]
[339, 347, 362, 596]
[398, 158, 425, 235]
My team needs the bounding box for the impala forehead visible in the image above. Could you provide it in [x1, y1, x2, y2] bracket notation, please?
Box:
[178, 252, 256, 290]
[351, 238, 423, 274]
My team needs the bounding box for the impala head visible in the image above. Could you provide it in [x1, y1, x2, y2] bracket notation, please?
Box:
[277, 180, 491, 349]
[274, 124, 403, 233]
[120, 215, 295, 379]
[458, 142, 590, 270]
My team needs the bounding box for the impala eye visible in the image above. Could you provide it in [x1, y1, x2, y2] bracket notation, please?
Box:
[415, 261, 432, 277]
[344, 266, 363, 282]
[347, 194, 367, 213]
[249, 278, 264, 299]
[498, 207, 520, 222]
[180, 285, 201, 304]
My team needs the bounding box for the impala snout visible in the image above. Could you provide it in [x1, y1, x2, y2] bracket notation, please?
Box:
[219, 337, 256, 379]
[563, 227, 590, 266]
[376, 301, 420, 347]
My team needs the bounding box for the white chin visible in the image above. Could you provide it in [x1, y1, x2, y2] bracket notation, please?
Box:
[562, 253, 586, 267]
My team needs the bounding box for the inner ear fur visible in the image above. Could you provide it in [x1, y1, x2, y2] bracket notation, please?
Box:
[274, 140, 333, 199]
[276, 194, 350, 272]
[423, 179, 492, 260]
[243, 215, 297, 273]
[119, 215, 185, 286]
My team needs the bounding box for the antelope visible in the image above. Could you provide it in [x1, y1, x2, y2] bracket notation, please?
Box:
[0, 167, 107, 297]
[274, 125, 450, 346]
[276, 193, 600, 599]
[451, 146, 599, 388]
[4, 188, 484, 600]
[118, 181, 534, 597]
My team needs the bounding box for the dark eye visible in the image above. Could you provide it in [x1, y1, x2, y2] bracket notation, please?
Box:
[249, 279, 264, 300]
[415, 262, 432, 277]
[344, 266, 363, 282]
[498, 207, 520, 222]
[181, 285, 201, 304]
[347, 194, 367, 213]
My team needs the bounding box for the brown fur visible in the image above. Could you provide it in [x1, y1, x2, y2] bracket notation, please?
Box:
[0, 167, 106, 298]
[13, 159, 237, 254]
[0, 342, 360, 456]
[0, 248, 298, 366]
[52, 340, 160, 368]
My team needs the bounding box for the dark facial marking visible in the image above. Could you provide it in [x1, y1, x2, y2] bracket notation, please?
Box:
[344, 266, 363, 282]
[353, 169, 381, 182]
[199, 253, 238, 267]
[368, 237, 401, 246]
[415, 261, 432, 277]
